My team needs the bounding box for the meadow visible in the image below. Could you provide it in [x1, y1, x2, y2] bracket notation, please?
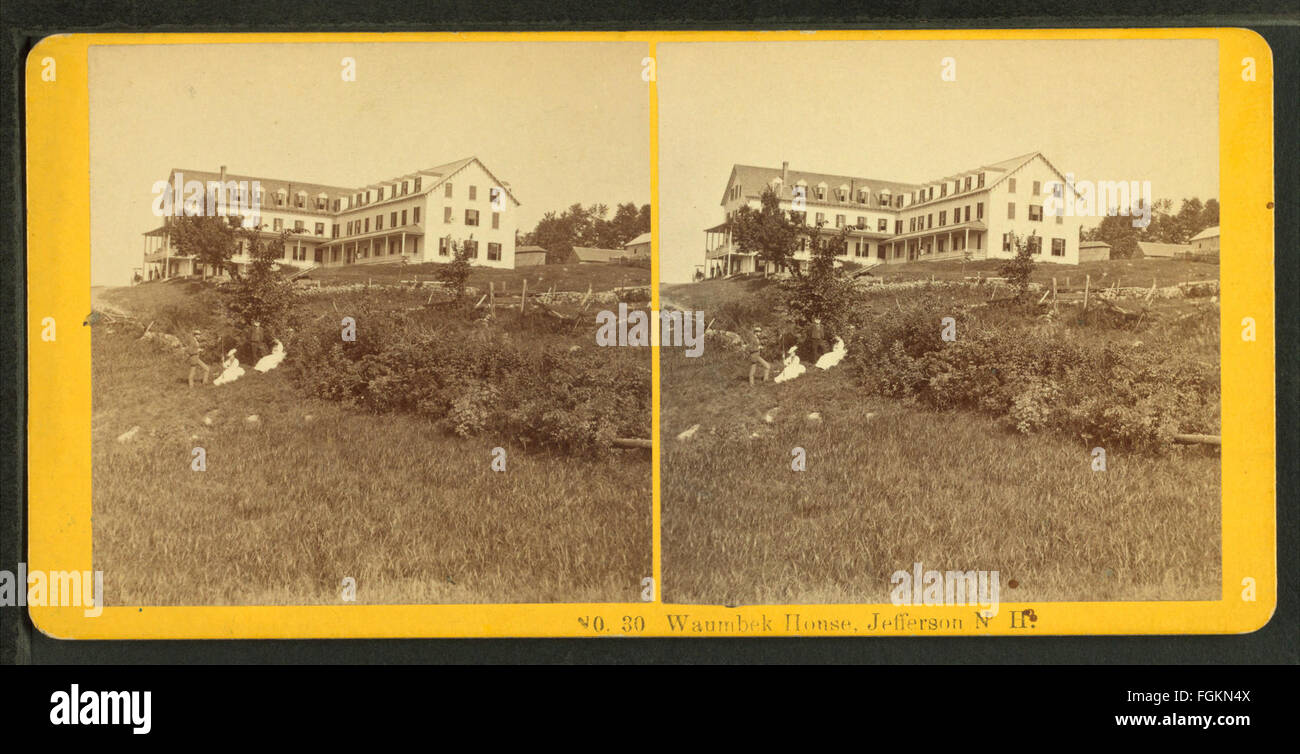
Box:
[660, 260, 1221, 605]
[92, 273, 651, 605]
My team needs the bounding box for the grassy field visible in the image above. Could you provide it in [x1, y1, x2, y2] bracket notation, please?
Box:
[660, 277, 1220, 606]
[92, 278, 651, 606]
[866, 256, 1219, 288]
[306, 259, 649, 292]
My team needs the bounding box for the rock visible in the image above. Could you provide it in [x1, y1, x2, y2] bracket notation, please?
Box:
[568, 345, 581, 353]
[116, 426, 140, 443]
[303, 414, 315, 423]
[245, 414, 260, 424]
[675, 424, 700, 442]
[864, 412, 878, 420]
[805, 412, 822, 423]
[763, 407, 780, 424]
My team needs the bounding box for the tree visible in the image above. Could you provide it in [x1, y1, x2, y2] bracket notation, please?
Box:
[728, 186, 799, 275]
[780, 224, 855, 342]
[222, 226, 300, 330]
[998, 231, 1036, 300]
[1174, 197, 1205, 243]
[1201, 198, 1219, 229]
[169, 215, 237, 278]
[437, 238, 473, 300]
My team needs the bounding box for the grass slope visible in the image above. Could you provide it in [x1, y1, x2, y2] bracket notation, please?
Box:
[660, 286, 1220, 605]
[92, 291, 650, 606]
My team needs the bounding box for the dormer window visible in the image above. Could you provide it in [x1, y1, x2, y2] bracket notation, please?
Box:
[275, 188, 287, 207]
[816, 183, 827, 200]
[414, 177, 422, 192]
[879, 189, 891, 208]
[402, 181, 409, 195]
[978, 173, 986, 188]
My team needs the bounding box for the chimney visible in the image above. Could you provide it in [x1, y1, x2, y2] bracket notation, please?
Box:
[220, 165, 227, 182]
[781, 161, 789, 184]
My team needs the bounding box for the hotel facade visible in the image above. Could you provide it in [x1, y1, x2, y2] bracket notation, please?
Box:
[143, 157, 519, 279]
[704, 152, 1084, 277]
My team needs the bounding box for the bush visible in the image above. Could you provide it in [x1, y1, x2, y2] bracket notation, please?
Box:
[847, 302, 1219, 451]
[290, 306, 649, 457]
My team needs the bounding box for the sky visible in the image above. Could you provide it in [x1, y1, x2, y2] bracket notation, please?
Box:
[657, 39, 1219, 282]
[89, 42, 650, 286]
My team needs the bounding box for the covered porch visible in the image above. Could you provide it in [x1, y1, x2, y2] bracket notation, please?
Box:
[875, 221, 988, 264]
[317, 226, 425, 267]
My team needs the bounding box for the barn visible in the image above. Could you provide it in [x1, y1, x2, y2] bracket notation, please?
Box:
[1137, 241, 1193, 259]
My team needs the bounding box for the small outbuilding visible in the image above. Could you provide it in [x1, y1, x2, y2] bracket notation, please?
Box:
[514, 245, 548, 267]
[1189, 226, 1219, 257]
[623, 232, 652, 261]
[1078, 241, 1111, 262]
[569, 246, 620, 264]
[1136, 241, 1193, 259]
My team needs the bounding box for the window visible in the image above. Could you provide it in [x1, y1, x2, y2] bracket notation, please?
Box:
[1002, 233, 1012, 252]
[977, 202, 984, 220]
[939, 211, 947, 226]
[296, 194, 305, 209]
[940, 184, 948, 197]
[492, 212, 500, 230]
[1056, 214, 1064, 225]
[1029, 205, 1043, 222]
[878, 218, 888, 232]
[978, 173, 985, 188]
[315, 222, 325, 235]
[444, 207, 453, 224]
[366, 190, 372, 203]
[469, 185, 477, 201]
[1051, 238, 1066, 256]
[332, 224, 339, 238]
[1028, 236, 1042, 255]
[391, 212, 397, 227]
[377, 187, 385, 201]
[413, 207, 420, 224]
[332, 199, 339, 212]
[465, 240, 479, 258]
[316, 197, 326, 210]
[275, 192, 286, 207]
[909, 218, 916, 232]
[1008, 178, 1016, 193]
[835, 214, 845, 228]
[401, 210, 407, 226]
[273, 218, 284, 231]
[815, 212, 825, 225]
[402, 181, 409, 195]
[938, 239, 946, 253]
[465, 209, 479, 226]
[964, 176, 972, 191]
[975, 234, 981, 250]
[445, 182, 453, 198]
[1007, 202, 1016, 219]
[1032, 181, 1041, 195]
[376, 215, 384, 231]
[856, 216, 866, 229]
[487, 242, 501, 261]
[364, 218, 370, 233]
[346, 221, 352, 235]
[894, 220, 903, 234]
[439, 237, 450, 256]
[816, 185, 826, 200]
[927, 214, 933, 229]
[414, 178, 422, 192]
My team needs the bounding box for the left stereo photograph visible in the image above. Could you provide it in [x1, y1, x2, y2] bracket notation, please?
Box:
[82, 41, 653, 607]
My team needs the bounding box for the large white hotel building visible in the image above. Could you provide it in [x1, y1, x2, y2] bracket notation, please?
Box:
[703, 151, 1084, 277]
[143, 157, 519, 279]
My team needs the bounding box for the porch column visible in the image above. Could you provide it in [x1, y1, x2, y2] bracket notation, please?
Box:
[401, 231, 407, 260]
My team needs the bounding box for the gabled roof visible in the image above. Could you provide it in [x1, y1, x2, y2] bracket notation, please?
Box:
[516, 245, 547, 254]
[167, 168, 352, 206]
[570, 246, 619, 262]
[625, 232, 652, 247]
[418, 156, 521, 207]
[1190, 225, 1220, 241]
[1137, 241, 1193, 255]
[1079, 240, 1112, 248]
[723, 164, 920, 207]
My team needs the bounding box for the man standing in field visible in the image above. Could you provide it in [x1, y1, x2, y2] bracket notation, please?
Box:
[248, 319, 267, 361]
[186, 328, 210, 388]
[745, 325, 771, 387]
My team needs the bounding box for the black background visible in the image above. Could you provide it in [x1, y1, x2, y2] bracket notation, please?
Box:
[0, 0, 1295, 668]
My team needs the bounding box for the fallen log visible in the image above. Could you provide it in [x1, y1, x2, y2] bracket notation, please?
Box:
[1172, 433, 1221, 446]
[612, 437, 651, 449]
